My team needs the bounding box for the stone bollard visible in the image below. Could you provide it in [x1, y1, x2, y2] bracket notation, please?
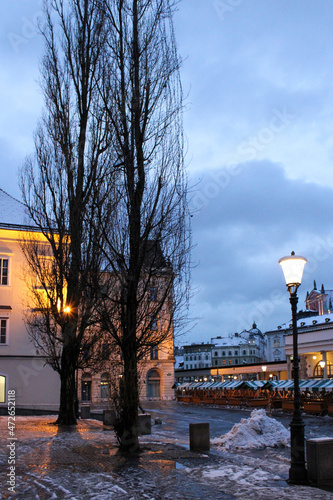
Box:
[306, 437, 333, 484]
[103, 409, 116, 426]
[189, 423, 210, 451]
[80, 406, 91, 419]
[138, 414, 151, 435]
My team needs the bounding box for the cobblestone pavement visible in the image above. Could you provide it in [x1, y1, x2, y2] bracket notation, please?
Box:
[1, 406, 333, 499]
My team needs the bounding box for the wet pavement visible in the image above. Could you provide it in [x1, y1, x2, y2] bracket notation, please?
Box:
[0, 402, 333, 499]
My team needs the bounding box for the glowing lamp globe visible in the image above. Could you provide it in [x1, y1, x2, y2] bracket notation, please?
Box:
[278, 252, 307, 291]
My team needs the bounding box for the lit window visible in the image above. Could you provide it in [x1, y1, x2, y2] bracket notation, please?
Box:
[0, 319, 7, 344]
[228, 359, 232, 365]
[100, 373, 111, 399]
[0, 259, 8, 285]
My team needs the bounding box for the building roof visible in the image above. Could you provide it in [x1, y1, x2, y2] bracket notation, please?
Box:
[0, 189, 32, 229]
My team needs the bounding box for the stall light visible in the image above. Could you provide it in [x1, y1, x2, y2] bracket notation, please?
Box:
[319, 360, 326, 369]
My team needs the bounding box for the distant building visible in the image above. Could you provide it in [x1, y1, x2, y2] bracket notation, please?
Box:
[305, 280, 333, 316]
[182, 342, 214, 370]
[211, 323, 266, 367]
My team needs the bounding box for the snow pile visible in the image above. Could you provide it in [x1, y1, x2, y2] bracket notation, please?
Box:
[212, 409, 290, 450]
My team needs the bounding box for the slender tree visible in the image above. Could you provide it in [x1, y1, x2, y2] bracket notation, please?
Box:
[20, 0, 112, 425]
[97, 0, 191, 450]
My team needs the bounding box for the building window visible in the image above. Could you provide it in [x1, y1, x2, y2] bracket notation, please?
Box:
[243, 350, 246, 355]
[150, 315, 157, 330]
[228, 351, 232, 356]
[235, 350, 238, 356]
[150, 346, 159, 360]
[101, 343, 110, 360]
[273, 338, 280, 348]
[150, 286, 157, 301]
[214, 360, 218, 366]
[235, 359, 238, 364]
[0, 319, 7, 344]
[0, 259, 8, 285]
[100, 373, 111, 399]
[0, 375, 5, 403]
[222, 360, 226, 365]
[228, 359, 232, 365]
[214, 351, 218, 356]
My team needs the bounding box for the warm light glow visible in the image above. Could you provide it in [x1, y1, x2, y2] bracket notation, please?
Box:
[261, 365, 267, 372]
[312, 355, 317, 360]
[278, 252, 307, 288]
[269, 374, 273, 378]
[64, 306, 71, 314]
[319, 360, 326, 369]
[233, 376, 237, 380]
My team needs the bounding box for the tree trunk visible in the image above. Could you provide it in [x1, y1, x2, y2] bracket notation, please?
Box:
[119, 347, 139, 451]
[56, 343, 78, 425]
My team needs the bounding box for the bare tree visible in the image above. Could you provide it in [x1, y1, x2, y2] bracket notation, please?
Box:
[19, 0, 113, 425]
[97, 0, 191, 451]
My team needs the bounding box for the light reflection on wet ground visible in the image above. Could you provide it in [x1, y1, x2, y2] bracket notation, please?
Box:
[1, 404, 333, 499]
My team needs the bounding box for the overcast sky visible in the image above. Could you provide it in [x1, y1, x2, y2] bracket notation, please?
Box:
[2, 1, 333, 344]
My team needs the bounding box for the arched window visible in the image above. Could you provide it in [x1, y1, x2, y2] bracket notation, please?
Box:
[100, 373, 111, 399]
[313, 361, 333, 378]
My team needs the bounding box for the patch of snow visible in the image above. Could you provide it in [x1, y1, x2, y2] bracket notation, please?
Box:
[211, 409, 290, 450]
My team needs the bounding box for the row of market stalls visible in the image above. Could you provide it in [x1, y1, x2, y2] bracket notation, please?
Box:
[177, 379, 333, 392]
[176, 379, 333, 414]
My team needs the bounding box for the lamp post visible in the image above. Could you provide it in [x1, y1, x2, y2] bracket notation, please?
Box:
[278, 251, 308, 484]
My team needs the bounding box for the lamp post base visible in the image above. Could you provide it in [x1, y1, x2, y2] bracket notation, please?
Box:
[288, 466, 308, 485]
[288, 419, 308, 485]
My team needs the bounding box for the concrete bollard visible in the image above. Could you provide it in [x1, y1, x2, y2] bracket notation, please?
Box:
[103, 409, 116, 426]
[189, 423, 210, 451]
[138, 414, 151, 435]
[80, 406, 91, 419]
[306, 437, 333, 484]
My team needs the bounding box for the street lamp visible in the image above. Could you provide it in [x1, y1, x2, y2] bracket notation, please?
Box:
[279, 251, 308, 484]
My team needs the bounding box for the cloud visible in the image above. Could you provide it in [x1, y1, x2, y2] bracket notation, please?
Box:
[184, 161, 333, 342]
